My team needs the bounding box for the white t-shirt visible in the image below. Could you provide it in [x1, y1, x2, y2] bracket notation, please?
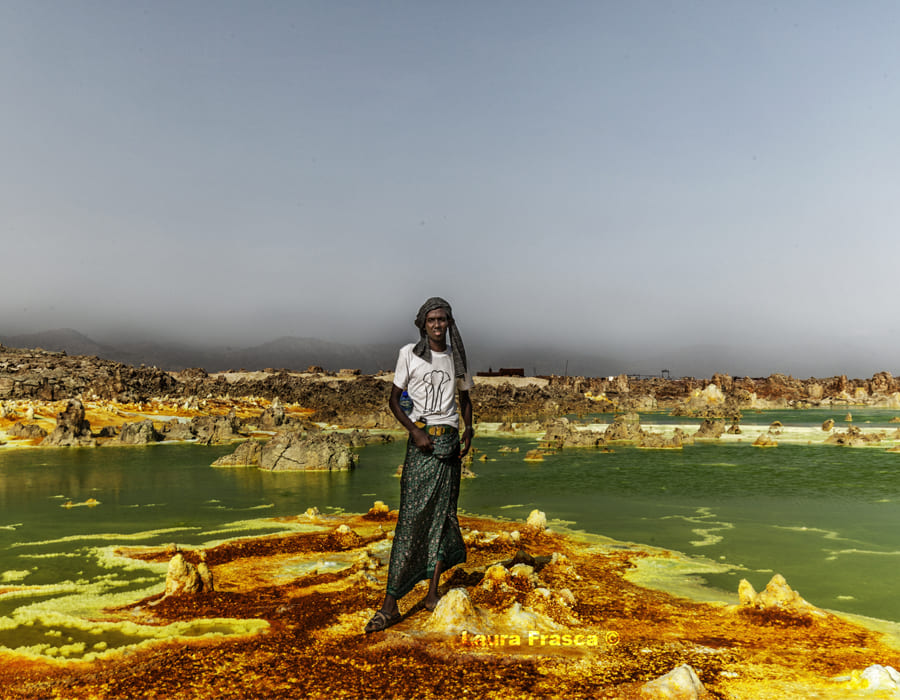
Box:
[393, 343, 474, 428]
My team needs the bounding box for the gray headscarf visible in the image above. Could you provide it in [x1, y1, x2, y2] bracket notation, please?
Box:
[412, 296, 468, 379]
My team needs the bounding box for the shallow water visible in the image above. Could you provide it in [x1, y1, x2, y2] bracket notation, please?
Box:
[2, 410, 900, 658]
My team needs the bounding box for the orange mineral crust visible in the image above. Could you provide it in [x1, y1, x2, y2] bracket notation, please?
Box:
[2, 510, 899, 699]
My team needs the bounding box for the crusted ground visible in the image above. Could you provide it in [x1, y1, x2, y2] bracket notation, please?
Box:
[2, 512, 898, 699]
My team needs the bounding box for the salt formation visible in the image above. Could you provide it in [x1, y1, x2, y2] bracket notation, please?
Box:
[494, 600, 564, 634]
[159, 545, 214, 598]
[366, 500, 390, 517]
[422, 587, 490, 635]
[463, 530, 521, 547]
[164, 551, 206, 596]
[640, 664, 708, 699]
[752, 433, 777, 447]
[738, 574, 822, 616]
[481, 563, 514, 592]
[330, 524, 363, 549]
[525, 509, 547, 532]
[848, 664, 900, 691]
[197, 551, 214, 591]
[423, 586, 565, 639]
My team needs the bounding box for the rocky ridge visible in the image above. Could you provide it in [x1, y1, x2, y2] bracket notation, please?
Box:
[3, 345, 900, 431]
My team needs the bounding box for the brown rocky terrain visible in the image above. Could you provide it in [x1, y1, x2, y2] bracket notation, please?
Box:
[3, 344, 900, 435]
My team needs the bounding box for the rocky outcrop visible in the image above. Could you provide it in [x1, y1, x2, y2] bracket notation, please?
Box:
[7, 345, 900, 428]
[335, 429, 393, 447]
[672, 381, 745, 420]
[825, 425, 886, 447]
[693, 419, 725, 439]
[212, 429, 387, 469]
[158, 420, 195, 441]
[869, 371, 897, 396]
[109, 419, 162, 445]
[42, 399, 96, 447]
[211, 440, 262, 467]
[540, 418, 603, 448]
[469, 378, 596, 423]
[603, 413, 644, 442]
[259, 430, 358, 471]
[0, 347, 179, 402]
[6, 421, 48, 439]
[257, 397, 286, 430]
[191, 409, 244, 444]
[640, 428, 689, 449]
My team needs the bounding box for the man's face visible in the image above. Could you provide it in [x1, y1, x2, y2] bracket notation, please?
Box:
[424, 308, 449, 345]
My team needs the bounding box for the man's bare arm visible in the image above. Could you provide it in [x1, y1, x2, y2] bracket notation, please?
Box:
[389, 384, 433, 451]
[458, 390, 473, 458]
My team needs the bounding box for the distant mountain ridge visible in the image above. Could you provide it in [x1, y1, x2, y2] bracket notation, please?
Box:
[0, 329, 398, 374]
[6, 328, 888, 379]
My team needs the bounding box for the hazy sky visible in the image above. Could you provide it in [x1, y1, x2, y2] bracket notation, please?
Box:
[4, 1, 900, 377]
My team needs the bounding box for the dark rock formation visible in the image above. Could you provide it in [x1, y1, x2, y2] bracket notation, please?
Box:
[603, 413, 644, 442]
[694, 419, 726, 439]
[6, 422, 48, 439]
[211, 440, 262, 467]
[259, 430, 358, 471]
[825, 426, 886, 446]
[257, 397, 286, 430]
[191, 409, 244, 445]
[640, 428, 690, 448]
[869, 371, 897, 396]
[158, 420, 195, 441]
[0, 347, 179, 402]
[540, 419, 604, 448]
[334, 429, 393, 447]
[4, 344, 900, 429]
[110, 420, 163, 445]
[42, 399, 96, 447]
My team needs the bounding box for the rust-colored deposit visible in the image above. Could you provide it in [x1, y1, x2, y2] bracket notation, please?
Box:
[2, 511, 899, 699]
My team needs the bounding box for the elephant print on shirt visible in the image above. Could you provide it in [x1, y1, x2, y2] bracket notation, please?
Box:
[422, 369, 451, 415]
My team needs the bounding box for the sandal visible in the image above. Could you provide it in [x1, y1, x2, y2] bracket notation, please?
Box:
[364, 609, 401, 634]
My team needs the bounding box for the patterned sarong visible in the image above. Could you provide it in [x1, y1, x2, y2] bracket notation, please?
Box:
[386, 429, 467, 599]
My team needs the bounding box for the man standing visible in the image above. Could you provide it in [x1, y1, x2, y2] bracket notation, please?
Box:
[365, 297, 474, 633]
